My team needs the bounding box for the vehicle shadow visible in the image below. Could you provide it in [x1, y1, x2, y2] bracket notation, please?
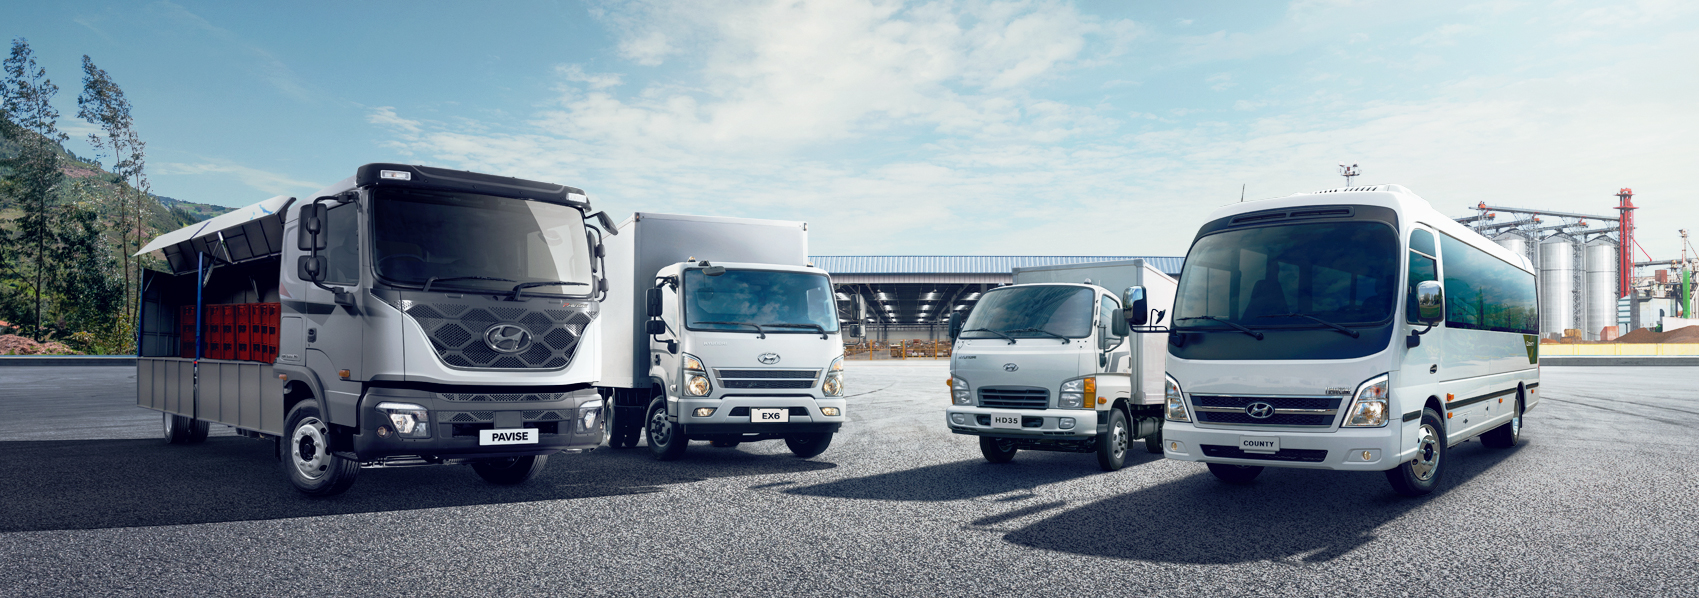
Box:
[784, 450, 1163, 502]
[0, 437, 834, 533]
[1001, 442, 1520, 564]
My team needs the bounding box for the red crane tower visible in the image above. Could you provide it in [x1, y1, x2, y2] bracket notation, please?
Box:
[1615, 188, 1635, 298]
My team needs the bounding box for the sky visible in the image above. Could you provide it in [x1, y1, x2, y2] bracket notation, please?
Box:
[8, 0, 1699, 260]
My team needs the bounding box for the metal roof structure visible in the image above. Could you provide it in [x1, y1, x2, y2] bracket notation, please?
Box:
[810, 256, 1184, 277]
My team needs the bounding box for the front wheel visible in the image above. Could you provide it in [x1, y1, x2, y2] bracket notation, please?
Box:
[282, 400, 358, 497]
[784, 433, 832, 458]
[1096, 409, 1129, 471]
[471, 455, 548, 485]
[645, 397, 688, 461]
[1386, 407, 1446, 496]
[1207, 463, 1264, 485]
[979, 437, 1017, 463]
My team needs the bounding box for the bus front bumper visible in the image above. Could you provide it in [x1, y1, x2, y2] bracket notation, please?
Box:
[1160, 421, 1410, 471]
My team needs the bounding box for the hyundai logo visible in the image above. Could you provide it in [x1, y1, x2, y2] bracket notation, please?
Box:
[759, 353, 781, 365]
[1003, 363, 1018, 372]
[1245, 402, 1276, 419]
[484, 324, 532, 354]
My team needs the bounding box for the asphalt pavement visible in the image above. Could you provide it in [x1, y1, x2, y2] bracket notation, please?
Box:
[1, 363, 1696, 597]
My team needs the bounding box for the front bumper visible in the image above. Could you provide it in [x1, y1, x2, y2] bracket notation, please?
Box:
[676, 395, 846, 436]
[351, 386, 604, 461]
[1161, 420, 1406, 471]
[944, 405, 1099, 440]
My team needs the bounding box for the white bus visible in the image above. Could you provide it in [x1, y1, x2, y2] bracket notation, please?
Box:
[1124, 185, 1539, 496]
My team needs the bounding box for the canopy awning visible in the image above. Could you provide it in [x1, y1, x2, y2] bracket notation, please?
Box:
[138, 195, 295, 274]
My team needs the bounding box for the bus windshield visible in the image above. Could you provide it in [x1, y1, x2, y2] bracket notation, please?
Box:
[1174, 221, 1399, 330]
[960, 286, 1096, 339]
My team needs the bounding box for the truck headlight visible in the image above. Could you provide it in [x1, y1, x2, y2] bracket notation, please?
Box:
[376, 402, 431, 439]
[951, 376, 971, 405]
[1059, 378, 1093, 409]
[1164, 375, 1190, 422]
[823, 356, 844, 396]
[1342, 374, 1390, 427]
[682, 352, 712, 397]
[579, 399, 603, 432]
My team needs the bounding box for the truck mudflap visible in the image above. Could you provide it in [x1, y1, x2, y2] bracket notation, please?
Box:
[349, 386, 604, 461]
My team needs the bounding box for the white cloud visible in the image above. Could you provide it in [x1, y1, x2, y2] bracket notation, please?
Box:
[1411, 23, 1480, 47]
[155, 162, 321, 195]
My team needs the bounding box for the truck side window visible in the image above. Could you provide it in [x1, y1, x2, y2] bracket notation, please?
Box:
[1406, 229, 1437, 324]
[1099, 296, 1123, 346]
[323, 203, 360, 285]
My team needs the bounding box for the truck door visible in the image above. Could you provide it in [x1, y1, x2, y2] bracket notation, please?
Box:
[303, 200, 366, 426]
[1099, 295, 1128, 372]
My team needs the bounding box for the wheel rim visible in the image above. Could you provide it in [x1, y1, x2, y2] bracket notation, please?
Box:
[1511, 401, 1522, 439]
[1411, 422, 1440, 481]
[994, 439, 1014, 453]
[291, 416, 331, 480]
[1109, 419, 1128, 458]
[648, 407, 672, 447]
[163, 413, 174, 437]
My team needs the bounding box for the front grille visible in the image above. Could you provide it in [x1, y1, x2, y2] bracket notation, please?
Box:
[439, 392, 569, 402]
[451, 421, 561, 437]
[398, 299, 596, 370]
[716, 370, 817, 379]
[439, 409, 573, 423]
[1201, 444, 1329, 463]
[722, 380, 816, 389]
[716, 369, 819, 390]
[1191, 395, 1341, 427]
[979, 387, 1049, 410]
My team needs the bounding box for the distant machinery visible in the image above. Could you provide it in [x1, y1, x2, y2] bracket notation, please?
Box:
[1463, 190, 1636, 340]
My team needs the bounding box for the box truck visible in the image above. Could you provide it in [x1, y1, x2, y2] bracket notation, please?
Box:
[597, 213, 846, 460]
[944, 259, 1176, 471]
[135, 164, 616, 496]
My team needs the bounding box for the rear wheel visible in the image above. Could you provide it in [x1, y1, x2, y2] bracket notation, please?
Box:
[784, 433, 832, 458]
[1096, 409, 1129, 471]
[471, 455, 548, 485]
[1481, 393, 1524, 448]
[979, 437, 1017, 463]
[1386, 408, 1446, 496]
[1207, 463, 1264, 484]
[163, 413, 208, 445]
[605, 398, 642, 449]
[645, 397, 688, 461]
[282, 400, 358, 497]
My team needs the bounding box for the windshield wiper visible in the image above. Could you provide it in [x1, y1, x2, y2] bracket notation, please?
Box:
[511, 280, 590, 300]
[423, 276, 516, 293]
[696, 321, 767, 339]
[1007, 327, 1070, 344]
[768, 323, 829, 340]
[1257, 313, 1361, 338]
[1175, 316, 1265, 340]
[961, 328, 1016, 345]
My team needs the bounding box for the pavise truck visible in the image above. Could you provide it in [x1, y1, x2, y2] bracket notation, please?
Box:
[1130, 185, 1539, 496]
[945, 259, 1176, 470]
[135, 164, 617, 496]
[597, 213, 846, 460]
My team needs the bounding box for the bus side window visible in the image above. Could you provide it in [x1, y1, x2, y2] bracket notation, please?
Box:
[1406, 229, 1437, 324]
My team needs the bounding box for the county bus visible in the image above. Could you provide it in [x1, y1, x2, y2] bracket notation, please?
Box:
[1124, 184, 1538, 496]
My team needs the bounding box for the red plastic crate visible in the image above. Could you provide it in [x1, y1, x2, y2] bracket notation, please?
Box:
[255, 303, 280, 363]
[213, 305, 234, 360]
[179, 305, 197, 358]
[235, 304, 253, 361]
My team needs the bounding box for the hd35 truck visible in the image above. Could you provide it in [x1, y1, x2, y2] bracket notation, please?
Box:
[597, 213, 846, 460]
[135, 164, 615, 496]
[945, 259, 1176, 471]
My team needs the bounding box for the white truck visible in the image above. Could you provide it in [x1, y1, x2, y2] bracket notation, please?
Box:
[944, 259, 1176, 470]
[596, 213, 847, 460]
[135, 163, 615, 496]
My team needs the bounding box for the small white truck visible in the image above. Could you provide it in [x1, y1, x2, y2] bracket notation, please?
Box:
[596, 213, 846, 460]
[945, 259, 1176, 470]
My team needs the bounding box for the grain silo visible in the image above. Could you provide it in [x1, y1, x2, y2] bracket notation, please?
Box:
[1538, 234, 1578, 338]
[1584, 236, 1619, 340]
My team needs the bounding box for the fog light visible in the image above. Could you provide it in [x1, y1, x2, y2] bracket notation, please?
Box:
[950, 413, 967, 425]
[1059, 418, 1075, 429]
[375, 402, 430, 439]
[1362, 450, 1373, 461]
[821, 407, 840, 417]
[694, 408, 716, 417]
[579, 399, 603, 432]
[377, 426, 392, 438]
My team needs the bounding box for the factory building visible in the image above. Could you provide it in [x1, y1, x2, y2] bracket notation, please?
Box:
[812, 256, 1184, 341]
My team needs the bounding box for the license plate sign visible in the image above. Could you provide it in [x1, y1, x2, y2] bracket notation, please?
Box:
[480, 428, 538, 446]
[752, 408, 790, 423]
[990, 413, 1023, 429]
[1239, 435, 1279, 454]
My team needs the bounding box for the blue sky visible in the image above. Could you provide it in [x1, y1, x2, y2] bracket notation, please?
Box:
[10, 0, 1698, 259]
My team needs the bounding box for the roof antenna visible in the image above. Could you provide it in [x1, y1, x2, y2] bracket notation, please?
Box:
[1339, 163, 1360, 187]
[1240, 184, 1246, 202]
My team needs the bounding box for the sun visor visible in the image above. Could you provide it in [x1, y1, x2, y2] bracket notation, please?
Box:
[138, 195, 295, 275]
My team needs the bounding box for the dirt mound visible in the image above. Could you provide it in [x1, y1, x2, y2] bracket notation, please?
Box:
[1612, 326, 1699, 344]
[0, 335, 78, 355]
[1663, 326, 1699, 343]
[1615, 328, 1665, 343]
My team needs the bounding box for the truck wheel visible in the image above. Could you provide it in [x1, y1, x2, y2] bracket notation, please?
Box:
[282, 400, 358, 497]
[1207, 463, 1264, 484]
[606, 403, 639, 449]
[472, 455, 548, 485]
[1481, 394, 1523, 449]
[1386, 408, 1446, 496]
[645, 398, 688, 461]
[979, 437, 1017, 463]
[1096, 409, 1129, 471]
[784, 433, 832, 458]
[1145, 429, 1163, 454]
[163, 413, 208, 445]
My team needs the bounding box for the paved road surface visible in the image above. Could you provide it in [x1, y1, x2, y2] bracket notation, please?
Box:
[1, 363, 1695, 596]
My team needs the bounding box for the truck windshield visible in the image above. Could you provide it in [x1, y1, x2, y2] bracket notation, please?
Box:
[684, 269, 840, 334]
[370, 188, 592, 296]
[1174, 221, 1398, 332]
[960, 286, 1095, 339]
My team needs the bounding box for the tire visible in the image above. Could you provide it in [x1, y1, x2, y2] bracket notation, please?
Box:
[1481, 393, 1524, 449]
[645, 397, 688, 461]
[1096, 409, 1130, 471]
[471, 455, 548, 485]
[163, 413, 208, 444]
[709, 439, 742, 448]
[784, 433, 832, 458]
[606, 400, 641, 449]
[1207, 463, 1264, 484]
[1386, 407, 1446, 497]
[282, 400, 358, 497]
[979, 437, 1017, 463]
[1145, 429, 1164, 454]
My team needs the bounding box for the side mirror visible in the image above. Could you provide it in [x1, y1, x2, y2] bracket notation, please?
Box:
[645, 287, 664, 318]
[645, 319, 667, 335]
[1122, 286, 1149, 326]
[297, 204, 328, 251]
[589, 211, 619, 235]
[297, 255, 327, 282]
[850, 324, 864, 338]
[703, 265, 726, 276]
[948, 312, 964, 340]
[1111, 309, 1131, 336]
[1416, 280, 1445, 325]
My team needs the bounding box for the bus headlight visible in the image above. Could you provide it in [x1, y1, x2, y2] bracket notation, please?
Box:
[1164, 375, 1190, 422]
[951, 376, 972, 405]
[1342, 374, 1390, 427]
[823, 356, 844, 396]
[376, 402, 431, 439]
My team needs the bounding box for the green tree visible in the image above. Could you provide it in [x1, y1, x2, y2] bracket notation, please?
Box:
[77, 54, 148, 329]
[1, 38, 67, 341]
